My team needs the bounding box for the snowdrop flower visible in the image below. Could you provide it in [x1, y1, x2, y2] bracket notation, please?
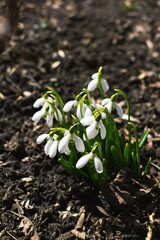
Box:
[81, 115, 106, 140]
[48, 135, 59, 158]
[36, 133, 59, 158]
[44, 138, 54, 155]
[87, 72, 109, 93]
[63, 100, 76, 112]
[76, 152, 103, 173]
[33, 97, 45, 108]
[36, 133, 49, 144]
[32, 107, 46, 122]
[32, 96, 62, 127]
[63, 99, 92, 120]
[76, 103, 92, 120]
[58, 130, 85, 155]
[32, 96, 53, 123]
[54, 108, 63, 122]
[101, 98, 123, 118]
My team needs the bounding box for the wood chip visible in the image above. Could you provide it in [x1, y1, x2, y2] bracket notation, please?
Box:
[75, 207, 86, 230]
[58, 49, 65, 58]
[0, 92, 5, 99]
[21, 176, 33, 183]
[71, 229, 86, 240]
[51, 61, 61, 69]
[146, 39, 154, 50]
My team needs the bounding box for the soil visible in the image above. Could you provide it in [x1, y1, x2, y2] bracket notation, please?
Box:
[0, 0, 160, 239]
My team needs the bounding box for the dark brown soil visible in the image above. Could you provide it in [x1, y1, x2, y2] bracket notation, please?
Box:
[0, 0, 160, 239]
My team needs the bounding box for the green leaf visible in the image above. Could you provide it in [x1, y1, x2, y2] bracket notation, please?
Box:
[123, 142, 130, 165]
[59, 157, 75, 174]
[143, 157, 151, 176]
[138, 129, 150, 149]
[110, 145, 123, 169]
[114, 88, 128, 101]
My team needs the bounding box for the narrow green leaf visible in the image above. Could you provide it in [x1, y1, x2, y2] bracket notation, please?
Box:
[143, 157, 151, 176]
[58, 157, 75, 174]
[138, 129, 150, 149]
[123, 142, 129, 165]
[110, 145, 123, 169]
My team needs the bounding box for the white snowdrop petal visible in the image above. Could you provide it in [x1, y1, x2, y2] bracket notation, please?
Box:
[32, 109, 45, 122]
[84, 107, 93, 117]
[101, 98, 110, 106]
[53, 134, 58, 140]
[47, 96, 54, 103]
[86, 122, 98, 139]
[36, 134, 48, 144]
[49, 140, 58, 158]
[102, 79, 109, 92]
[33, 97, 45, 108]
[83, 133, 86, 141]
[63, 100, 76, 112]
[76, 104, 84, 120]
[55, 109, 63, 122]
[101, 112, 107, 119]
[87, 79, 98, 92]
[64, 146, 70, 155]
[94, 156, 103, 173]
[91, 73, 98, 79]
[76, 153, 92, 169]
[77, 104, 91, 119]
[64, 130, 69, 136]
[58, 133, 70, 153]
[46, 114, 54, 127]
[90, 98, 97, 108]
[105, 101, 112, 113]
[100, 121, 106, 140]
[74, 135, 85, 152]
[43, 101, 49, 109]
[44, 139, 53, 155]
[80, 116, 94, 126]
[116, 104, 123, 118]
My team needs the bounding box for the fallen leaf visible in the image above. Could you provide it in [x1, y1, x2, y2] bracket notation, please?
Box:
[19, 217, 39, 240]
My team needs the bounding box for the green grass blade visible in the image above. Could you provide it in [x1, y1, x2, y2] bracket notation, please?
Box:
[138, 129, 149, 149]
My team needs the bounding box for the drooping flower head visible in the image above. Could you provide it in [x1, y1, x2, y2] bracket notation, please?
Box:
[58, 126, 85, 155]
[80, 109, 107, 140]
[37, 133, 59, 158]
[87, 68, 109, 93]
[101, 98, 123, 118]
[32, 96, 63, 127]
[76, 151, 103, 173]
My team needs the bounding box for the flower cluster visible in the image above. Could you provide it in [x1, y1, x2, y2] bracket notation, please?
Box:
[32, 67, 150, 187]
[32, 95, 63, 127]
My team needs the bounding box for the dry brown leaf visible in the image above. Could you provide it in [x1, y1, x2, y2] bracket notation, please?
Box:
[19, 217, 39, 240]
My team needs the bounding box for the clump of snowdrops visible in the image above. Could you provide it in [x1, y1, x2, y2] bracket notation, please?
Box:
[32, 67, 150, 190]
